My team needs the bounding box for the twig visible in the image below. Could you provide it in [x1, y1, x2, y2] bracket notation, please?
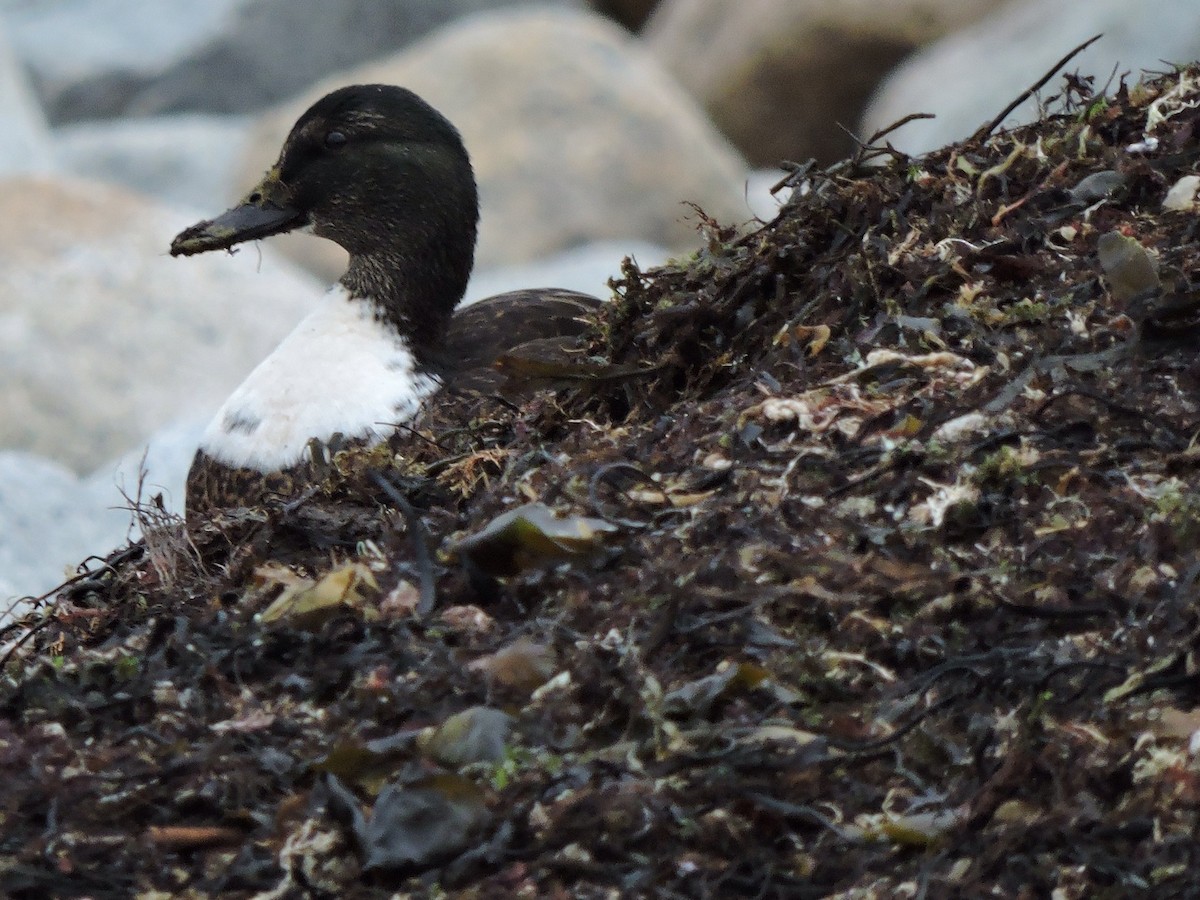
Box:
[769, 159, 816, 196]
[371, 472, 436, 616]
[0, 615, 50, 670]
[843, 113, 937, 166]
[147, 824, 245, 850]
[864, 112, 937, 148]
[972, 33, 1104, 142]
[826, 686, 978, 755]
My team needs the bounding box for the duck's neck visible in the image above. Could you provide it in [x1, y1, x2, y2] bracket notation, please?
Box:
[340, 230, 475, 359]
[339, 253, 456, 355]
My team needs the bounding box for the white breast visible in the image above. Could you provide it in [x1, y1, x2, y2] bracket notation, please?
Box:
[199, 285, 440, 472]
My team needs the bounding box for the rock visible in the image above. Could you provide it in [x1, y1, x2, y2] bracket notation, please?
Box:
[0, 175, 326, 472]
[54, 113, 253, 212]
[4, 0, 582, 123]
[644, 0, 1007, 166]
[235, 7, 749, 282]
[587, 0, 661, 31]
[1, 0, 244, 122]
[862, 0, 1200, 156]
[0, 451, 101, 617]
[0, 20, 53, 174]
[86, 415, 209, 515]
[127, 0, 587, 119]
[0, 413, 207, 620]
[744, 169, 792, 223]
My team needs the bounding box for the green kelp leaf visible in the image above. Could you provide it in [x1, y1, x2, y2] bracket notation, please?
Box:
[735, 723, 832, 754]
[1104, 654, 1178, 704]
[314, 742, 383, 781]
[314, 734, 416, 791]
[848, 808, 964, 846]
[1097, 231, 1160, 303]
[359, 775, 489, 873]
[259, 562, 378, 627]
[450, 502, 618, 576]
[417, 706, 513, 768]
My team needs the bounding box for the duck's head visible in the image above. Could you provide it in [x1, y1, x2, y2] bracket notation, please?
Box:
[172, 84, 480, 343]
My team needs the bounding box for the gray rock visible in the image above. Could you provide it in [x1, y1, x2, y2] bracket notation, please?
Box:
[1, 0, 245, 121]
[54, 113, 252, 211]
[85, 415, 208, 516]
[0, 19, 53, 174]
[644, 0, 1008, 166]
[128, 0, 586, 119]
[0, 413, 204, 621]
[236, 7, 750, 282]
[5, 0, 581, 123]
[0, 450, 121, 618]
[0, 175, 326, 472]
[862, 0, 1200, 156]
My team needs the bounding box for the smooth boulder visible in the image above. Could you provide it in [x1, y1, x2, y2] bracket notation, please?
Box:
[645, 0, 1008, 165]
[0, 175, 326, 471]
[862, 0, 1200, 155]
[0, 20, 53, 174]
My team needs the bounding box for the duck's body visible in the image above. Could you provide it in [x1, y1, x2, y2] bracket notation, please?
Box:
[171, 84, 598, 516]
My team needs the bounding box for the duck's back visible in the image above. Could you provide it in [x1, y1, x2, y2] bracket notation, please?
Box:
[438, 288, 601, 392]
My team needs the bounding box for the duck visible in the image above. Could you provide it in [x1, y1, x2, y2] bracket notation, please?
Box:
[171, 84, 599, 517]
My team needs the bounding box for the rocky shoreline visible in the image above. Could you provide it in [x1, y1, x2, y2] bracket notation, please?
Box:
[3, 43, 1200, 896]
[3, 0, 1197, 608]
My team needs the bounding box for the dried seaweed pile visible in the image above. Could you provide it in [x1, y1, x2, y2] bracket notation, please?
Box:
[4, 66, 1200, 898]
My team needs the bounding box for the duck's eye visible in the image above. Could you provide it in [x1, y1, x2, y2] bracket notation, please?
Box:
[324, 130, 347, 150]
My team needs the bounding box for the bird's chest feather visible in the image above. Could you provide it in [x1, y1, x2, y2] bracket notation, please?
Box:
[199, 287, 440, 472]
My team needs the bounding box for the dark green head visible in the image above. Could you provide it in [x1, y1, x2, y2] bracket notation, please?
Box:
[172, 84, 480, 343]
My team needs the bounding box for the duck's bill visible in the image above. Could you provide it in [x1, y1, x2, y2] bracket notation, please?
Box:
[170, 167, 304, 257]
[170, 201, 305, 257]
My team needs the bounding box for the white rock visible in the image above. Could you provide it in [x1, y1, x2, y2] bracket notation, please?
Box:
[0, 19, 53, 174]
[0, 451, 116, 618]
[0, 175, 326, 472]
[53, 113, 252, 211]
[85, 415, 208, 514]
[0, 0, 244, 108]
[1163, 175, 1200, 213]
[744, 169, 792, 223]
[0, 414, 208, 622]
[863, 0, 1200, 156]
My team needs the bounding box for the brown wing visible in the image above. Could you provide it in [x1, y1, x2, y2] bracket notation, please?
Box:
[437, 288, 602, 393]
